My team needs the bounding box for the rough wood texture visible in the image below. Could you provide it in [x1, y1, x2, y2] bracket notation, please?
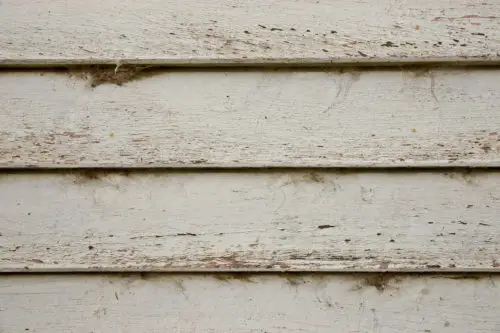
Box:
[1, 170, 498, 272]
[0, 0, 499, 66]
[1, 274, 499, 332]
[1, 68, 499, 168]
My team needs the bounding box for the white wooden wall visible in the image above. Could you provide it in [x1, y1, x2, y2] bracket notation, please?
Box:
[1, 1, 499, 332]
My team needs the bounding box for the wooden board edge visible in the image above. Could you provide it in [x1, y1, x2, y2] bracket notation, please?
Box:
[2, 266, 499, 274]
[1, 56, 500, 68]
[2, 160, 500, 169]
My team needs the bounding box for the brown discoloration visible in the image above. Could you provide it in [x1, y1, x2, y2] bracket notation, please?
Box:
[281, 172, 333, 187]
[304, 172, 325, 183]
[71, 170, 131, 184]
[195, 252, 264, 270]
[213, 274, 256, 283]
[401, 130, 500, 163]
[281, 274, 306, 286]
[354, 273, 401, 292]
[276, 273, 329, 286]
[347, 70, 361, 82]
[173, 278, 187, 294]
[73, 170, 103, 184]
[288, 251, 362, 261]
[446, 274, 481, 280]
[443, 170, 478, 185]
[68, 65, 162, 87]
[408, 68, 431, 78]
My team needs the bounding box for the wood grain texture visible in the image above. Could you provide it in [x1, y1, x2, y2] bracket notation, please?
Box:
[1, 170, 499, 272]
[1, 0, 500, 66]
[1, 274, 499, 332]
[1, 68, 499, 168]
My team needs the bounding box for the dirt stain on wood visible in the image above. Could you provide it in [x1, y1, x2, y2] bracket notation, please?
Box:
[213, 274, 256, 283]
[443, 170, 478, 185]
[72, 170, 103, 184]
[68, 65, 163, 87]
[446, 274, 482, 280]
[71, 170, 131, 184]
[304, 172, 325, 183]
[285, 275, 307, 286]
[281, 172, 331, 187]
[352, 273, 401, 292]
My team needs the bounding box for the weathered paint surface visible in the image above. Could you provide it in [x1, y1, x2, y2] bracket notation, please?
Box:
[1, 69, 499, 168]
[0, 0, 499, 65]
[1, 1, 499, 327]
[1, 170, 498, 272]
[1, 274, 499, 332]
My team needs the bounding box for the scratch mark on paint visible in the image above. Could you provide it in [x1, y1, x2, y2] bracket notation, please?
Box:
[323, 71, 359, 113]
[429, 73, 439, 103]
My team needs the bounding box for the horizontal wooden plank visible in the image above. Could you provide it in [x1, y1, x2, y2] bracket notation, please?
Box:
[1, 274, 499, 332]
[1, 0, 500, 66]
[1, 68, 499, 168]
[1, 170, 499, 272]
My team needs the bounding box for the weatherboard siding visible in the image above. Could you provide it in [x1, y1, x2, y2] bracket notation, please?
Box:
[1, 274, 499, 333]
[1, 170, 498, 272]
[1, 68, 499, 168]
